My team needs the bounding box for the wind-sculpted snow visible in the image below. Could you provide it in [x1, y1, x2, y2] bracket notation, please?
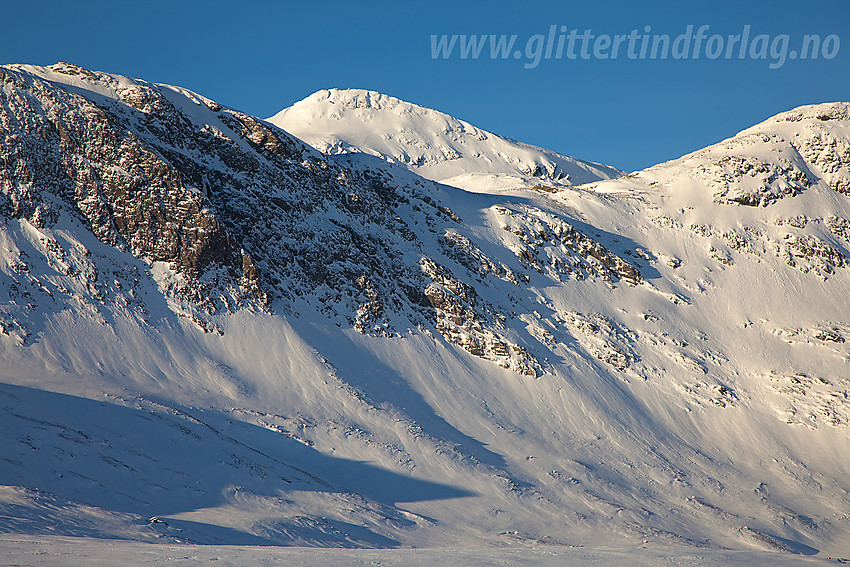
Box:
[2, 64, 850, 560]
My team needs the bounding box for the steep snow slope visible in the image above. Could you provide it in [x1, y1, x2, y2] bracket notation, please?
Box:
[269, 88, 623, 192]
[1, 64, 850, 562]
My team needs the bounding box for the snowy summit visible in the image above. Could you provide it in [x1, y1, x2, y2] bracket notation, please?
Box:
[269, 88, 623, 192]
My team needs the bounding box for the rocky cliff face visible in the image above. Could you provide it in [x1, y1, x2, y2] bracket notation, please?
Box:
[0, 63, 260, 308]
[4, 63, 850, 382]
[3, 64, 850, 385]
[0, 63, 640, 375]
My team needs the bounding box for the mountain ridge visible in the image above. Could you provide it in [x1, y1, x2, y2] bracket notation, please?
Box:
[2, 62, 850, 557]
[269, 87, 624, 192]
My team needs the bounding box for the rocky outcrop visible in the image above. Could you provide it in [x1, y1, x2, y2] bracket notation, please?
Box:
[3, 63, 638, 375]
[0, 64, 261, 307]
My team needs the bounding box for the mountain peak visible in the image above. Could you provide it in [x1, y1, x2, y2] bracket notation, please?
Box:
[270, 89, 623, 192]
[762, 101, 850, 125]
[303, 88, 424, 113]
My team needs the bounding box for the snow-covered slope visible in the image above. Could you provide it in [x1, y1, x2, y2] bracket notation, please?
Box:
[2, 64, 850, 562]
[269, 88, 623, 192]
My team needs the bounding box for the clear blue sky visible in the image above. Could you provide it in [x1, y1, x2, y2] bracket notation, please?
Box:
[2, 0, 848, 171]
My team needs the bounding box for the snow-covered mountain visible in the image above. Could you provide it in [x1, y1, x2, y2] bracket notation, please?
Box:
[269, 88, 623, 192]
[2, 63, 850, 562]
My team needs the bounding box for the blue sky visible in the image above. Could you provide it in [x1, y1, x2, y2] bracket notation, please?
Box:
[2, 0, 848, 171]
